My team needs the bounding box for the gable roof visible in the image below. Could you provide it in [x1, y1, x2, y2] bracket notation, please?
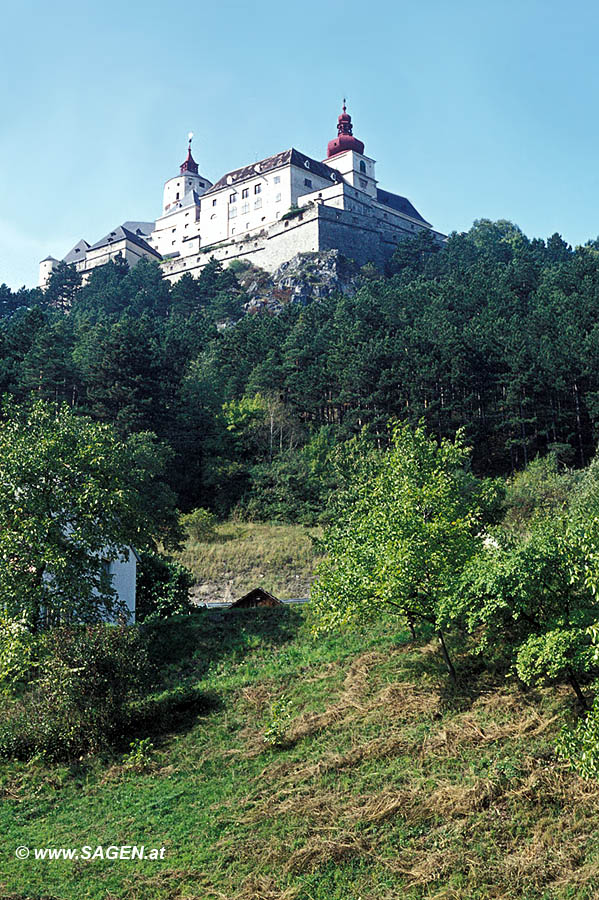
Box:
[230, 587, 283, 608]
[376, 188, 430, 226]
[122, 221, 155, 237]
[88, 225, 161, 257]
[62, 239, 90, 264]
[206, 148, 345, 194]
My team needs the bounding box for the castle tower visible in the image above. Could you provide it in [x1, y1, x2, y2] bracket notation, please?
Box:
[324, 101, 377, 199]
[162, 134, 212, 214]
[39, 255, 59, 289]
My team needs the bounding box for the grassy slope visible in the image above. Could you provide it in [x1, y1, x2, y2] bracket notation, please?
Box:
[176, 523, 322, 603]
[1, 608, 599, 900]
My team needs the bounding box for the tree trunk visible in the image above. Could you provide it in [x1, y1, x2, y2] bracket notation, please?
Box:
[438, 630, 457, 683]
[407, 615, 416, 641]
[567, 666, 587, 710]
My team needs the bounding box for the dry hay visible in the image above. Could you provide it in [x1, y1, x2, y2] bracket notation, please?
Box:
[422, 701, 559, 758]
[206, 875, 299, 900]
[240, 684, 274, 712]
[371, 681, 441, 722]
[283, 832, 372, 874]
[262, 733, 415, 784]
[232, 875, 299, 900]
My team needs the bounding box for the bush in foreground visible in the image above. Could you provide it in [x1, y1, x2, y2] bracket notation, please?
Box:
[0, 625, 152, 760]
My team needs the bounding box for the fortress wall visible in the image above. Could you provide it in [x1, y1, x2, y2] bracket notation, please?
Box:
[160, 201, 432, 284]
[161, 206, 322, 282]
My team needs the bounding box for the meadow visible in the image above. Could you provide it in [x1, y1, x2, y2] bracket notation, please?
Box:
[1, 603, 597, 900]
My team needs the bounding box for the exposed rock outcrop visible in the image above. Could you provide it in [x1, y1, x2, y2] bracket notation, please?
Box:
[235, 250, 362, 314]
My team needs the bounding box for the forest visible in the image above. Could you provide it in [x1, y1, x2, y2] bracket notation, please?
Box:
[3, 218, 599, 525]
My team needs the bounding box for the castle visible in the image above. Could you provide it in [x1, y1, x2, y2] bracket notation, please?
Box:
[39, 104, 444, 288]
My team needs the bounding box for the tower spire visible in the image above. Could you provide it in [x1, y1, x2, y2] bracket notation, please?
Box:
[180, 132, 199, 175]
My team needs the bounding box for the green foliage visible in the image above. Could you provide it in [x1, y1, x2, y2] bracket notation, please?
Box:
[311, 423, 483, 677]
[136, 552, 194, 622]
[263, 696, 293, 747]
[502, 453, 580, 533]
[454, 506, 599, 702]
[180, 507, 218, 541]
[0, 399, 179, 628]
[556, 698, 599, 778]
[0, 615, 37, 695]
[0, 625, 152, 759]
[121, 736, 155, 771]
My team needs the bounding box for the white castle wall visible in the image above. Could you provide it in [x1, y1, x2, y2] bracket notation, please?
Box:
[160, 201, 442, 283]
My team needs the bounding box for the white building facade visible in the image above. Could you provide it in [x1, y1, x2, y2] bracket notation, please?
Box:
[39, 105, 444, 288]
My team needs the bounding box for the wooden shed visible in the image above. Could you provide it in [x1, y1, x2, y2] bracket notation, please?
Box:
[230, 588, 283, 609]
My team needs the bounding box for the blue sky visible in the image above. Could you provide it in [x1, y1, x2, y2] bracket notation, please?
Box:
[2, 0, 599, 288]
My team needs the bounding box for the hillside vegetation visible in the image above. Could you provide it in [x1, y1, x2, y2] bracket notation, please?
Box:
[1, 607, 597, 900]
[5, 221, 599, 522]
[176, 522, 322, 603]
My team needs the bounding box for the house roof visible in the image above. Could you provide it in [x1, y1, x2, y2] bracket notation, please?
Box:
[62, 239, 90, 264]
[376, 188, 430, 226]
[88, 225, 161, 257]
[206, 148, 345, 194]
[230, 587, 283, 608]
[40, 255, 59, 263]
[122, 221, 155, 237]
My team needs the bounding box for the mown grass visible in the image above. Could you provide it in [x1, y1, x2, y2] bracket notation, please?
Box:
[175, 522, 322, 603]
[1, 607, 598, 900]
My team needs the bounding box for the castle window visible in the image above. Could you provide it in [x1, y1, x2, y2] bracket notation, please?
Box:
[254, 184, 261, 194]
[246, 222, 250, 229]
[254, 198, 262, 209]
[212, 198, 217, 206]
[360, 160, 366, 173]
[228, 206, 237, 218]
[176, 192, 180, 200]
[229, 193, 238, 204]
[241, 202, 249, 214]
[242, 188, 249, 199]
[200, 181, 205, 187]
[275, 193, 281, 202]
[304, 178, 312, 188]
[274, 175, 280, 184]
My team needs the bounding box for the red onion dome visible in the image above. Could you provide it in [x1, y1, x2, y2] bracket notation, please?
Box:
[327, 101, 365, 158]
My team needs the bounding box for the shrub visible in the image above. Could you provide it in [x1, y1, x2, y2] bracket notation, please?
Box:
[0, 625, 152, 760]
[0, 615, 38, 695]
[556, 698, 599, 779]
[136, 551, 194, 622]
[122, 737, 155, 771]
[264, 696, 292, 747]
[180, 508, 218, 542]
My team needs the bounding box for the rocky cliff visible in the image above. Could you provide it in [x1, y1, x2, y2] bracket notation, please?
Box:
[234, 250, 362, 314]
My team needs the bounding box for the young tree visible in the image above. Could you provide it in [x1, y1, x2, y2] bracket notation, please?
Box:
[0, 399, 180, 629]
[453, 516, 597, 706]
[310, 423, 484, 680]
